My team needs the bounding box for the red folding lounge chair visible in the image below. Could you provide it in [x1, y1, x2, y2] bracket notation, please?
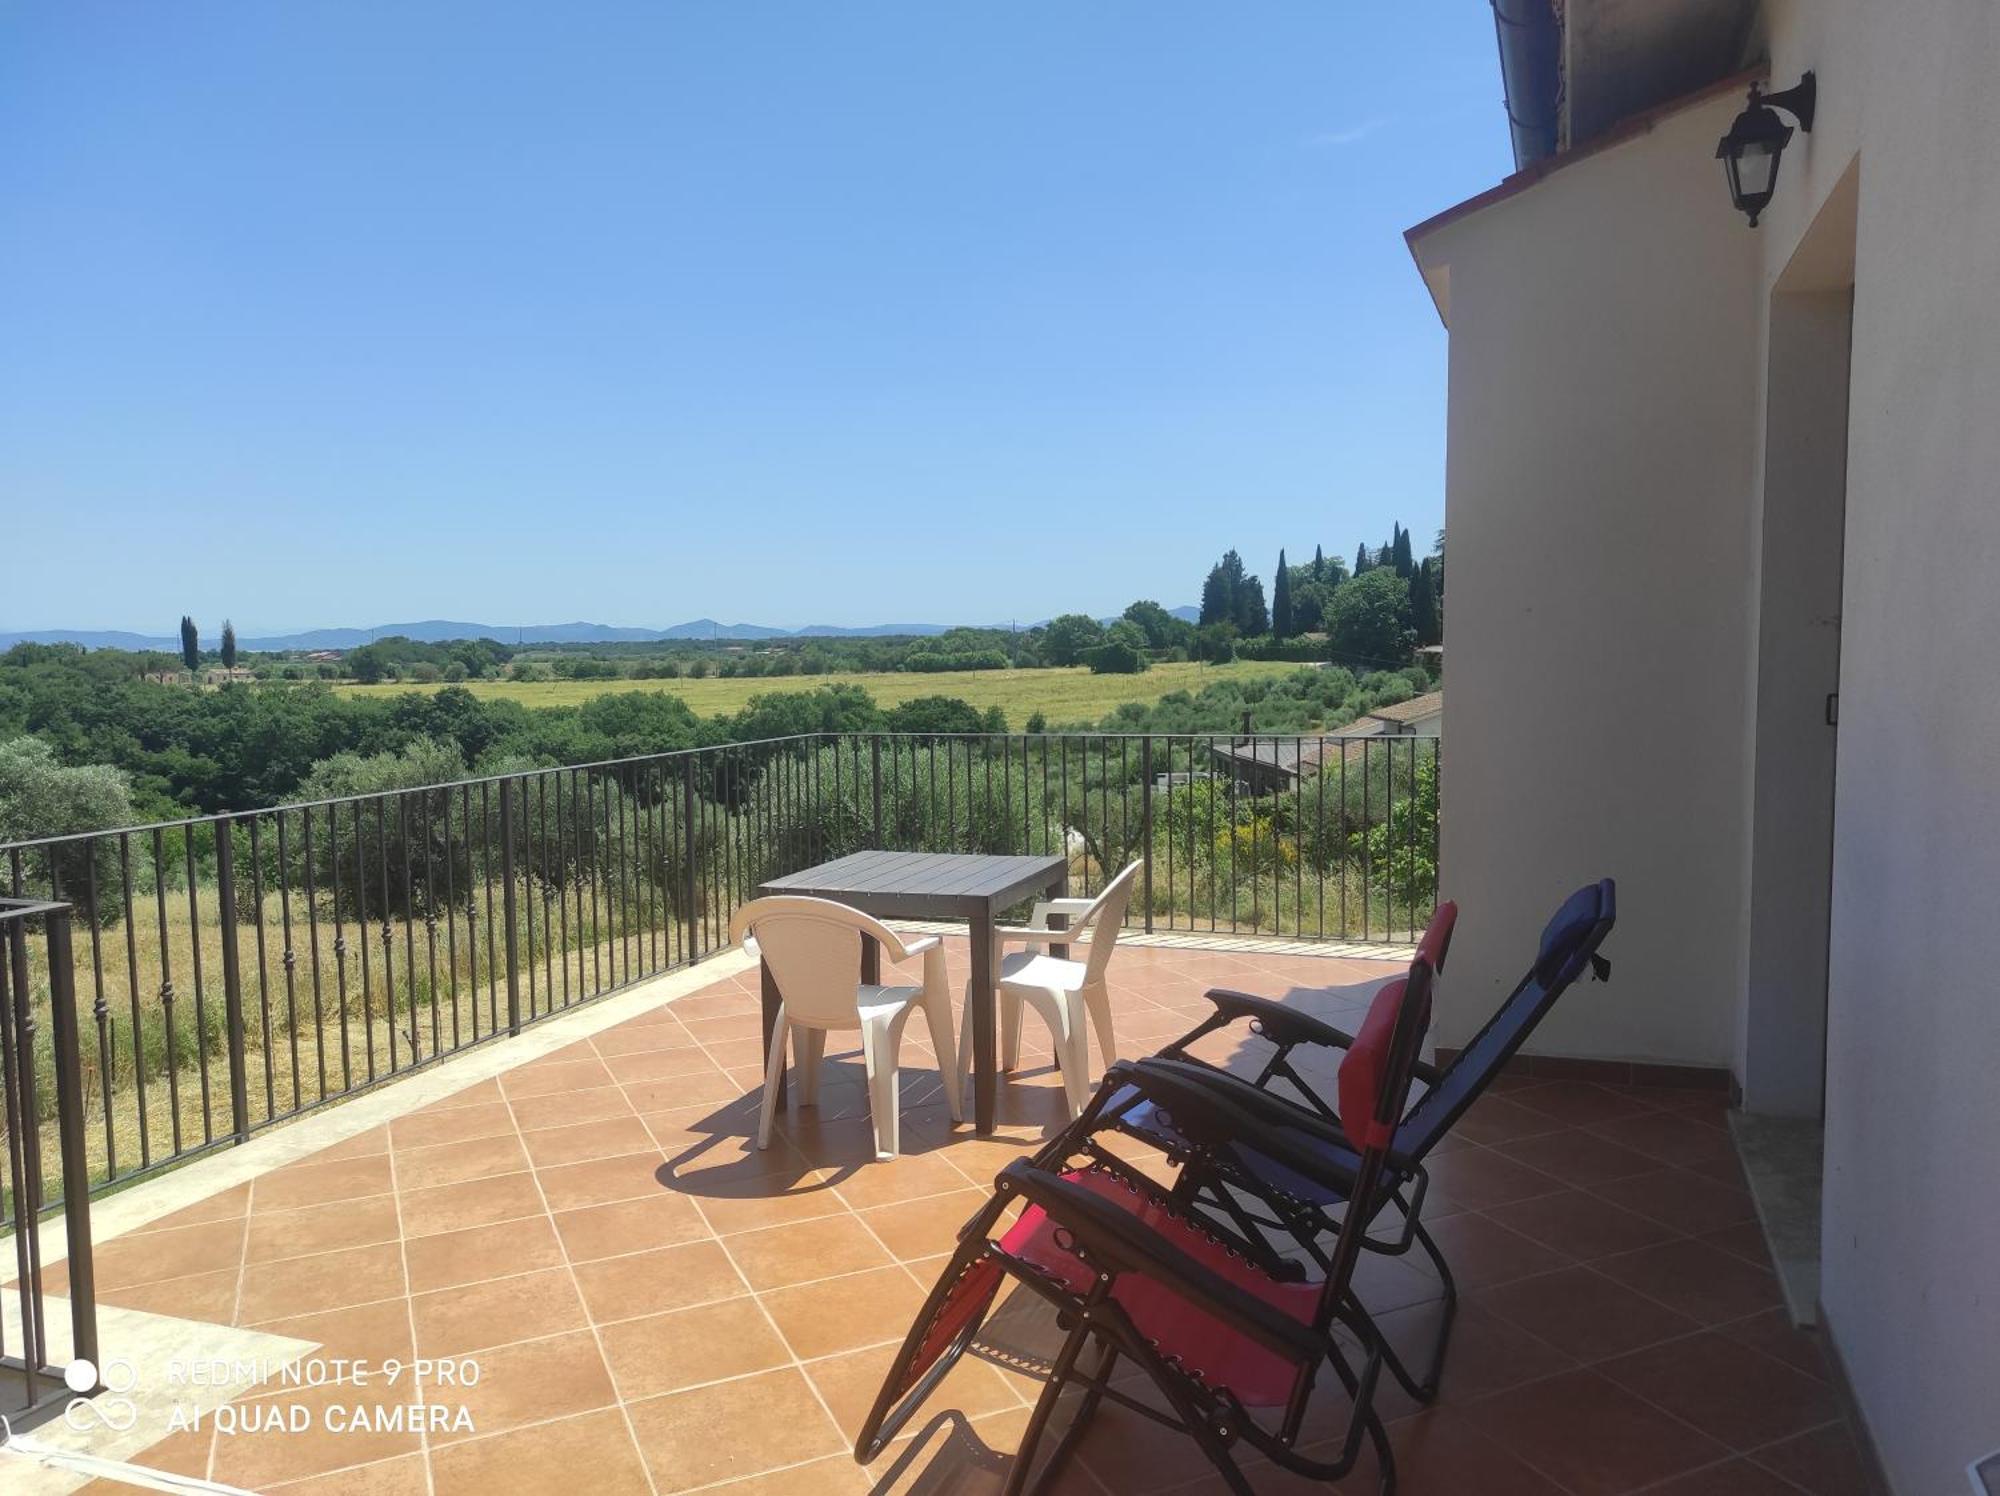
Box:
[1095, 880, 1615, 1401]
[856, 960, 1436, 1495]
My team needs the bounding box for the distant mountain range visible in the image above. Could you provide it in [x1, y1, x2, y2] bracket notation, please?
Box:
[0, 608, 1200, 653]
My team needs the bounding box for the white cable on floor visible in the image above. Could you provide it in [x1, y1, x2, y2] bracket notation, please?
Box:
[0, 1420, 258, 1496]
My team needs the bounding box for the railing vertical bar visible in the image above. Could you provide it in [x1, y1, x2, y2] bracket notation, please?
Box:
[1316, 740, 1327, 940]
[272, 811, 300, 1103]
[212, 819, 250, 1144]
[556, 772, 575, 1005]
[1408, 735, 1420, 942]
[1362, 739, 1373, 942]
[540, 774, 558, 1009]
[623, 763, 639, 986]
[421, 790, 441, 1053]
[478, 783, 496, 1035]
[246, 818, 274, 1121]
[1144, 740, 1160, 936]
[443, 792, 461, 1052]
[183, 826, 212, 1143]
[1216, 732, 1232, 928]
[1293, 736, 1304, 939]
[681, 757, 700, 963]
[301, 808, 328, 1101]
[520, 780, 541, 1022]
[1338, 737, 1349, 939]
[361, 798, 382, 1079]
[1, 919, 43, 1402]
[461, 784, 480, 1042]
[119, 834, 149, 1169]
[150, 828, 181, 1151]
[389, 797, 408, 1067]
[583, 771, 601, 996]
[499, 777, 522, 1035]
[1431, 739, 1442, 921]
[82, 845, 115, 1176]
[44, 907, 99, 1368]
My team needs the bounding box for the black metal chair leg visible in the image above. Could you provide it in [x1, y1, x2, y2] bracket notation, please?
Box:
[1021, 1338, 1119, 1496]
[1003, 1321, 1100, 1496]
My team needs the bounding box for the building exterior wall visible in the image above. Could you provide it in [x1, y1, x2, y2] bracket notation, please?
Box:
[1755, 3, 2000, 1488]
[1416, 3, 2000, 1486]
[1419, 91, 1762, 1070]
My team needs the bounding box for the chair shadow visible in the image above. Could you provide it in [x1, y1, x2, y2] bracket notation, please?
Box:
[865, 1410, 1016, 1495]
[638, 970, 1401, 1266]
[646, 1036, 1077, 1205]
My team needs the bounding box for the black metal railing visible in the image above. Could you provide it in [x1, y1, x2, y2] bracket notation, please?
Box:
[0, 729, 1438, 1202]
[2, 897, 99, 1424]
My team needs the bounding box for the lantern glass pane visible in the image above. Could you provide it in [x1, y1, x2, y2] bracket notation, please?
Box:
[1733, 140, 1780, 199]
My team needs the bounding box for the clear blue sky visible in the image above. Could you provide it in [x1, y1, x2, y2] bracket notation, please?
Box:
[1, 3, 1511, 635]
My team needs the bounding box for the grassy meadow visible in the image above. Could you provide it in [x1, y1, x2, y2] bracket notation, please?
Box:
[333, 659, 1304, 722]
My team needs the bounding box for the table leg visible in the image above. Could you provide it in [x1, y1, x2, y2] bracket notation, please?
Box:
[970, 914, 996, 1134]
[760, 957, 785, 1109]
[860, 933, 880, 987]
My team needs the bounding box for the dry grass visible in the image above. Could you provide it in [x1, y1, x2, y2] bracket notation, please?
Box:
[331, 659, 1303, 722]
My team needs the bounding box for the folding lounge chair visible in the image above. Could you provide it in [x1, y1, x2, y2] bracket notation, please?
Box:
[856, 960, 1436, 1496]
[1100, 879, 1616, 1401]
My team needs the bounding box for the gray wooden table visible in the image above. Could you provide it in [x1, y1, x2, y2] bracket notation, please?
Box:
[755, 849, 1069, 1135]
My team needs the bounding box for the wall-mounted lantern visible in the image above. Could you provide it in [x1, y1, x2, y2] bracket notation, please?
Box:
[1716, 72, 1816, 226]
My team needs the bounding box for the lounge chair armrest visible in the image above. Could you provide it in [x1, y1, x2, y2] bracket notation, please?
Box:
[1107, 1058, 1364, 1194]
[891, 934, 941, 960]
[1193, 988, 1358, 1053]
[996, 1161, 1321, 1365]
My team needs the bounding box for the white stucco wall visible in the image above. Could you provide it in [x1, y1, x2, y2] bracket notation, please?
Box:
[1414, 4, 2000, 1486]
[1413, 91, 1762, 1070]
[1755, 3, 2000, 1489]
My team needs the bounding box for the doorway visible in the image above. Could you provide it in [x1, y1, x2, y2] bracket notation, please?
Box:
[1736, 160, 1859, 1323]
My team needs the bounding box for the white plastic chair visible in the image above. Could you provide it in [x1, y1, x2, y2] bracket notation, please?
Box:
[731, 895, 962, 1160]
[959, 861, 1143, 1118]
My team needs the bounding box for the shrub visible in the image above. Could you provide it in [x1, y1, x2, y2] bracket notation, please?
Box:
[0, 737, 138, 922]
[1086, 640, 1147, 674]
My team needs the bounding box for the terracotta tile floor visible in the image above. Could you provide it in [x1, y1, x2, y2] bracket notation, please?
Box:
[74, 940, 1876, 1495]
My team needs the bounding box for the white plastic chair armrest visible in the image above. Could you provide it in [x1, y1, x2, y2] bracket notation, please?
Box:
[893, 934, 942, 960]
[994, 926, 1089, 948]
[1027, 897, 1097, 927]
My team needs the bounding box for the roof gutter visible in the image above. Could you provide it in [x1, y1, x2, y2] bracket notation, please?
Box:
[1492, 0, 1563, 168]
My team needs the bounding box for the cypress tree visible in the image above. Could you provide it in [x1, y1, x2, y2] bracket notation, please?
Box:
[1199, 564, 1230, 627]
[1411, 562, 1440, 645]
[1271, 549, 1292, 638]
[1355, 542, 1371, 575]
[1312, 544, 1325, 581]
[221, 620, 238, 670]
[179, 616, 200, 674]
[1393, 522, 1415, 578]
[1237, 575, 1269, 637]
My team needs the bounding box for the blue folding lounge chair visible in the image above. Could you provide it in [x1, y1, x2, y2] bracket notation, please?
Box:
[857, 959, 1437, 1495]
[1099, 879, 1616, 1401]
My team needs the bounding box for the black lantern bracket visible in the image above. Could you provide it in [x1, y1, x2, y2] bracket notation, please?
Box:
[1758, 73, 1817, 134]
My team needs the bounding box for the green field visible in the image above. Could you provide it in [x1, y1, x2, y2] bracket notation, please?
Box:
[335, 659, 1304, 723]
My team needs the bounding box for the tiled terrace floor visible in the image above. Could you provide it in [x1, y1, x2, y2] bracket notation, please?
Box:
[65, 939, 1875, 1496]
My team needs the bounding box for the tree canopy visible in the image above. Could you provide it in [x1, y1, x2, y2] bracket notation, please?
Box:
[1325, 568, 1413, 666]
[1040, 613, 1106, 667]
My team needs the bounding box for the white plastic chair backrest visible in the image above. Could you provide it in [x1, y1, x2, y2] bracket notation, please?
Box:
[1076, 861, 1142, 984]
[730, 896, 913, 1027]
